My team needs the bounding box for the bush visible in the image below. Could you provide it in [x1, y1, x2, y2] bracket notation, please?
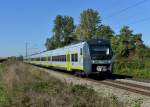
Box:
[113, 57, 150, 79]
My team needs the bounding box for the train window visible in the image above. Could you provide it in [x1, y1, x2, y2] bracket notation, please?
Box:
[54, 56, 56, 61]
[75, 54, 78, 61]
[52, 55, 66, 62]
[64, 55, 66, 61]
[71, 54, 74, 61]
[80, 48, 83, 55]
[44, 57, 46, 61]
[58, 56, 59, 61]
[52, 56, 56, 61]
[71, 53, 78, 62]
[52, 56, 53, 61]
[48, 56, 51, 61]
[37, 57, 40, 61]
[59, 56, 61, 61]
[41, 57, 47, 61]
[59, 56, 60, 61]
[56, 56, 58, 61]
[45, 57, 47, 61]
[46, 57, 48, 61]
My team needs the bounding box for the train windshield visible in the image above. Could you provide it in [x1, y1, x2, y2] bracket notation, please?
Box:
[89, 44, 112, 60]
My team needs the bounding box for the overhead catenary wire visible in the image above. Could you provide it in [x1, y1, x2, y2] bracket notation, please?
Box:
[118, 17, 150, 28]
[104, 0, 149, 20]
[25, 42, 46, 57]
[129, 16, 150, 25]
[107, 17, 150, 33]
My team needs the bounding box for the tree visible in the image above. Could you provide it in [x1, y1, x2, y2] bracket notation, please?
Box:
[112, 26, 143, 57]
[111, 36, 120, 54]
[45, 15, 75, 50]
[52, 15, 64, 47]
[79, 9, 101, 40]
[45, 37, 56, 50]
[63, 16, 75, 45]
[96, 25, 114, 40]
[74, 26, 84, 41]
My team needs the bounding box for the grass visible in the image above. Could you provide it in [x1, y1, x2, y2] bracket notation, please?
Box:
[0, 61, 128, 107]
[131, 98, 143, 107]
[0, 63, 11, 107]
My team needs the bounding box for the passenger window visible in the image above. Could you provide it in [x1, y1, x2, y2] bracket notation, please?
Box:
[71, 54, 78, 62]
[80, 48, 83, 55]
[48, 57, 51, 61]
[75, 54, 78, 61]
[71, 54, 74, 61]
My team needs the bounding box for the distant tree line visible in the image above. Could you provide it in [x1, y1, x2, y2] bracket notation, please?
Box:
[45, 8, 150, 59]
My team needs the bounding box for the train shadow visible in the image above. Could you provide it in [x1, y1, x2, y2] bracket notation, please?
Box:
[89, 73, 133, 81]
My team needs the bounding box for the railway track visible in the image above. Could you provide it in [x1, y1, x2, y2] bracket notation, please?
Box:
[98, 79, 150, 97]
[58, 71, 150, 97]
[53, 69, 150, 97]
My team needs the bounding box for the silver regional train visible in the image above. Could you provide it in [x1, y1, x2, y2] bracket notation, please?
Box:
[25, 39, 113, 76]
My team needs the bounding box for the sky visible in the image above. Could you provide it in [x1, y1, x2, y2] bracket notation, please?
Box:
[0, 0, 150, 57]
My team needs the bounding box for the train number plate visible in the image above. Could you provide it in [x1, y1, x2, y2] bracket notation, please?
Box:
[96, 66, 107, 72]
[96, 66, 102, 71]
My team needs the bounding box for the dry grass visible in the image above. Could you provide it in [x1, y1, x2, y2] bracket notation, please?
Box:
[0, 61, 127, 107]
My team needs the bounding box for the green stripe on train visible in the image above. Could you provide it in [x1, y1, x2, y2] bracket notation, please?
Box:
[27, 61, 84, 71]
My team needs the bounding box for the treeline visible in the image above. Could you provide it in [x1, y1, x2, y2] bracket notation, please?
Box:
[45, 8, 150, 58]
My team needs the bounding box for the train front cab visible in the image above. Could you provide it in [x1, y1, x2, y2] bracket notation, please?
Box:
[83, 39, 113, 75]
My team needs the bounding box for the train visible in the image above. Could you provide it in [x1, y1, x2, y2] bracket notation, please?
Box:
[24, 39, 113, 76]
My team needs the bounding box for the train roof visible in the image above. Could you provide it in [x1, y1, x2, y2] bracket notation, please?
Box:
[26, 39, 110, 58]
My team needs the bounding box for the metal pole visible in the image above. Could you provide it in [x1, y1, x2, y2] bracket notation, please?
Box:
[26, 42, 28, 57]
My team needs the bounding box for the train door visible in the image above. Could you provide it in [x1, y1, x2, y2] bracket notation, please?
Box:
[83, 43, 92, 75]
[66, 52, 71, 71]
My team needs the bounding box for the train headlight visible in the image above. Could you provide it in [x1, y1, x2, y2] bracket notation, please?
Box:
[92, 60, 95, 63]
[106, 48, 110, 55]
[108, 60, 111, 63]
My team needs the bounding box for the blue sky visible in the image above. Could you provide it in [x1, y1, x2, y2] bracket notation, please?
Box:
[0, 0, 150, 57]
